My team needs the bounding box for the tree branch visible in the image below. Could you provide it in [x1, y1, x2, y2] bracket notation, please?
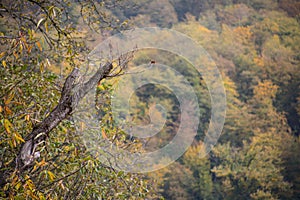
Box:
[17, 62, 113, 170]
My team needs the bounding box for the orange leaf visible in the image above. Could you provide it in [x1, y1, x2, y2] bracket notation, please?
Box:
[27, 44, 33, 53]
[13, 51, 18, 59]
[36, 41, 42, 51]
[5, 92, 14, 105]
[4, 106, 12, 115]
[102, 130, 108, 139]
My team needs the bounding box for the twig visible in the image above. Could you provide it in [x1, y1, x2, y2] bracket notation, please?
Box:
[37, 162, 87, 191]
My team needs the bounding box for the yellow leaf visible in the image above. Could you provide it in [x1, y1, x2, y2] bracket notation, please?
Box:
[4, 158, 13, 166]
[15, 182, 22, 190]
[44, 21, 49, 32]
[25, 178, 35, 190]
[20, 36, 26, 43]
[37, 158, 47, 167]
[32, 165, 38, 173]
[38, 192, 46, 200]
[32, 158, 47, 172]
[112, 61, 118, 68]
[25, 114, 30, 121]
[2, 60, 7, 68]
[97, 84, 105, 90]
[14, 132, 25, 143]
[19, 43, 23, 51]
[3, 119, 13, 134]
[47, 171, 55, 181]
[11, 173, 19, 185]
[0, 105, 2, 113]
[40, 62, 44, 73]
[0, 52, 5, 59]
[12, 138, 17, 147]
[3, 184, 9, 191]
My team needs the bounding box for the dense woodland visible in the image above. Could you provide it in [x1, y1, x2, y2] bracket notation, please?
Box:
[0, 0, 300, 199]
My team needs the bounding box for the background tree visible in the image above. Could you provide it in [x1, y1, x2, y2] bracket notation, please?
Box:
[1, 0, 300, 199]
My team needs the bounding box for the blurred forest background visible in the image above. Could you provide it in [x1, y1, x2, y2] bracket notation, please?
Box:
[0, 0, 300, 199]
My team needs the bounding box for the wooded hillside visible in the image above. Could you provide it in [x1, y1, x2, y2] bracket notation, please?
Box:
[1, 0, 299, 199]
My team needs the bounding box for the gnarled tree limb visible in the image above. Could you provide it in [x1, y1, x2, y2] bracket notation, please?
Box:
[18, 62, 113, 170]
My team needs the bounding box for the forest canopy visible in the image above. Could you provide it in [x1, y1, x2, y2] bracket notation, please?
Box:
[0, 0, 300, 199]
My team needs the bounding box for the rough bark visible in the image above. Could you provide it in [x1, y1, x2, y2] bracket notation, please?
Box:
[17, 63, 113, 170]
